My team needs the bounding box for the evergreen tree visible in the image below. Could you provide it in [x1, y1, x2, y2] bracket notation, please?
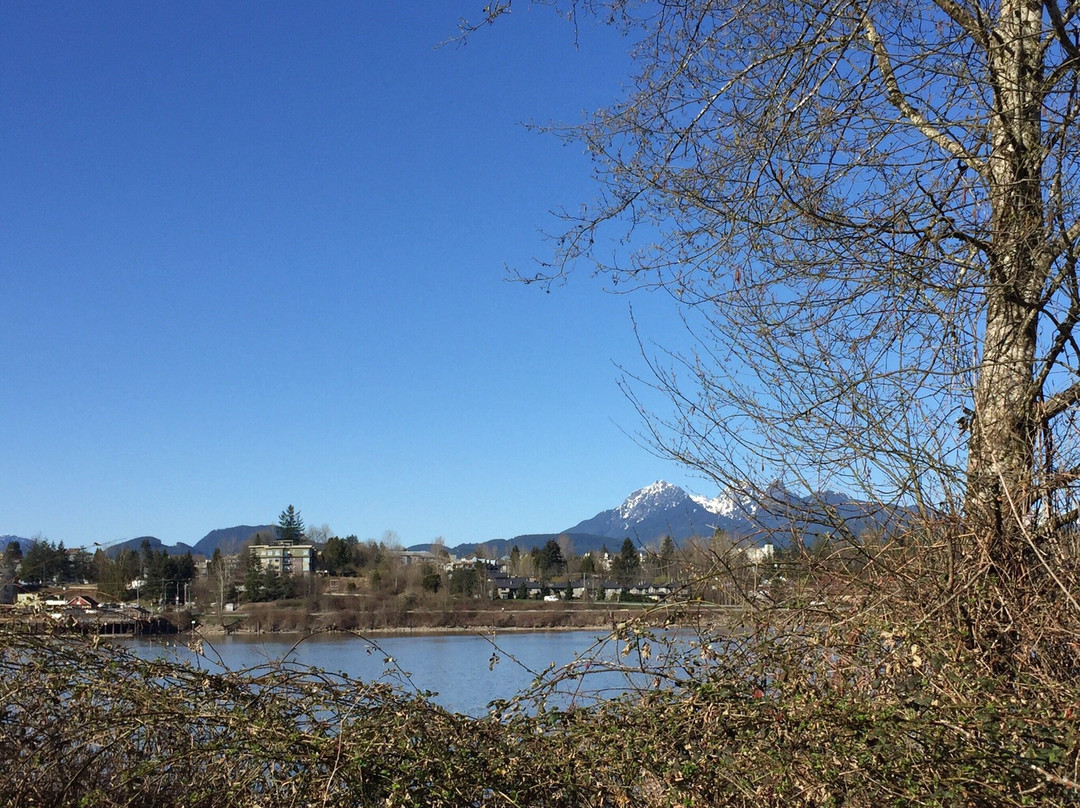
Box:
[71, 549, 96, 583]
[93, 549, 113, 591]
[242, 549, 265, 602]
[658, 536, 677, 580]
[53, 541, 72, 583]
[20, 538, 66, 584]
[262, 567, 294, 601]
[276, 505, 305, 544]
[613, 538, 641, 585]
[98, 549, 139, 600]
[450, 566, 479, 597]
[142, 550, 180, 606]
[421, 566, 442, 594]
[3, 541, 21, 565]
[538, 539, 566, 578]
[580, 553, 596, 576]
[320, 536, 351, 575]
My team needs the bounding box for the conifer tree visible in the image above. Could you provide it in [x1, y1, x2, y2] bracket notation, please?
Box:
[276, 505, 305, 545]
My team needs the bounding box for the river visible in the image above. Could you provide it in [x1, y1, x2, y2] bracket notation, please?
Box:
[125, 628, 677, 715]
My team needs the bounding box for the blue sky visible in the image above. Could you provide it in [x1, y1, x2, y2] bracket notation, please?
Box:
[1, 2, 711, 549]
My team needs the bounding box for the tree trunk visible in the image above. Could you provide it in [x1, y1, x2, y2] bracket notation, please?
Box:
[966, 0, 1044, 539]
[962, 0, 1045, 665]
[966, 290, 1038, 549]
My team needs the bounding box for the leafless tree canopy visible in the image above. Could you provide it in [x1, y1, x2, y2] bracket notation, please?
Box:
[476, 0, 1080, 554]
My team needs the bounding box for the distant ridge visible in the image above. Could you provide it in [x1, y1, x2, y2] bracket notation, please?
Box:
[409, 533, 613, 558]
[0, 535, 30, 551]
[104, 525, 275, 559]
[7, 482, 896, 561]
[192, 525, 276, 557]
[105, 536, 197, 558]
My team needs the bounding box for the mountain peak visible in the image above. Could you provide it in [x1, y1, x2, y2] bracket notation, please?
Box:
[567, 480, 710, 543]
[617, 481, 690, 522]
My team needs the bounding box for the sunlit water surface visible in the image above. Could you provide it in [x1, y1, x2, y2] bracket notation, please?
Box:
[125, 629, 674, 715]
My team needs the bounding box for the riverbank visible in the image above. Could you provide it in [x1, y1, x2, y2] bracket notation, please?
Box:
[194, 599, 703, 636]
[0, 594, 742, 637]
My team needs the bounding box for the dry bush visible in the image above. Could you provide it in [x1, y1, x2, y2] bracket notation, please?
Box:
[242, 603, 314, 634]
[3, 518, 1080, 807]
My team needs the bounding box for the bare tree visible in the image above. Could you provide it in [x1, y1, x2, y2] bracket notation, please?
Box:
[381, 530, 402, 551]
[306, 523, 333, 547]
[556, 533, 576, 567]
[473, 0, 1080, 580]
[207, 548, 238, 612]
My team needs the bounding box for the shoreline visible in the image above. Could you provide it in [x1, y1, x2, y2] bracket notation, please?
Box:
[2, 599, 738, 638]
[189, 622, 623, 639]
[191, 604, 665, 637]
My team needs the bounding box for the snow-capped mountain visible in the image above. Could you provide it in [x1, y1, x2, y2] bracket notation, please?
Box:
[566, 481, 729, 544]
[562, 480, 891, 548]
[617, 481, 697, 523]
[689, 488, 759, 519]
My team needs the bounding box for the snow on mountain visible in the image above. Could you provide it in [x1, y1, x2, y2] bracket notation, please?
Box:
[568, 481, 721, 544]
[617, 481, 691, 522]
[563, 479, 892, 548]
[689, 489, 759, 519]
[612, 480, 760, 533]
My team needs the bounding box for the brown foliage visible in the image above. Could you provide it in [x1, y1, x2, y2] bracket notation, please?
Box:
[3, 519, 1080, 808]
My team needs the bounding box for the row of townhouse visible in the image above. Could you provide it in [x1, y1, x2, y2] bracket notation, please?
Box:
[485, 570, 676, 601]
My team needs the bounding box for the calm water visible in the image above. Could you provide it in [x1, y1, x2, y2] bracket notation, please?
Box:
[126, 629, 674, 715]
